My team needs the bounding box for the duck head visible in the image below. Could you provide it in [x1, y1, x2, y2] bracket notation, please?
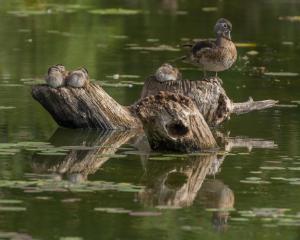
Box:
[79, 67, 89, 78]
[47, 64, 67, 76]
[214, 18, 232, 40]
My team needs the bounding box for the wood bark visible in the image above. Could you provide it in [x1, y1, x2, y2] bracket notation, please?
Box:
[31, 83, 142, 130]
[134, 91, 217, 152]
[140, 75, 278, 126]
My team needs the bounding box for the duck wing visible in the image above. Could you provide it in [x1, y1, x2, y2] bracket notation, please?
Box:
[191, 40, 216, 56]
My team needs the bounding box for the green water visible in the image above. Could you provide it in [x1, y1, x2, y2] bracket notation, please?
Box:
[1, 0, 300, 239]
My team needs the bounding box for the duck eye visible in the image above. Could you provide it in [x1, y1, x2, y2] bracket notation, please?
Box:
[222, 23, 228, 29]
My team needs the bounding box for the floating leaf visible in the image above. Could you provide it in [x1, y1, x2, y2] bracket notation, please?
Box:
[36, 152, 68, 156]
[128, 45, 179, 52]
[288, 167, 300, 171]
[282, 41, 294, 46]
[0, 179, 144, 193]
[0, 199, 23, 204]
[0, 106, 16, 110]
[0, 207, 26, 211]
[279, 16, 300, 22]
[240, 180, 270, 184]
[247, 50, 259, 56]
[252, 208, 290, 218]
[129, 211, 161, 217]
[61, 198, 81, 203]
[202, 7, 218, 12]
[89, 8, 141, 15]
[148, 156, 175, 161]
[264, 72, 299, 77]
[155, 205, 182, 210]
[7, 10, 49, 17]
[94, 207, 131, 214]
[35, 196, 52, 200]
[235, 43, 257, 48]
[260, 166, 285, 170]
[230, 217, 249, 222]
[60, 237, 83, 240]
[146, 38, 159, 43]
[205, 208, 235, 212]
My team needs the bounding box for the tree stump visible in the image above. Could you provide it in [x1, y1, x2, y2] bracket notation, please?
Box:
[134, 91, 217, 152]
[140, 75, 278, 126]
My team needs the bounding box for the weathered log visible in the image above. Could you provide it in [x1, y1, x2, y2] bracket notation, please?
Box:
[32, 83, 142, 129]
[32, 64, 277, 130]
[134, 91, 217, 152]
[141, 75, 278, 126]
[31, 64, 278, 153]
[233, 97, 278, 115]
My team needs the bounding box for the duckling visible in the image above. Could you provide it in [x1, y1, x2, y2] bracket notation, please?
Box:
[181, 18, 237, 78]
[66, 68, 89, 88]
[155, 63, 181, 82]
[45, 64, 68, 88]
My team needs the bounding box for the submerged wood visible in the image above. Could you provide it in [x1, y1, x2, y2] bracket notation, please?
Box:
[31, 83, 142, 130]
[134, 91, 217, 152]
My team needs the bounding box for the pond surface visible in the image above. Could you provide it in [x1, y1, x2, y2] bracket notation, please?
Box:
[1, 0, 300, 239]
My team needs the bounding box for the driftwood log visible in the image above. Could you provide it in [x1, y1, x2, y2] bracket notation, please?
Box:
[32, 64, 278, 152]
[31, 84, 141, 129]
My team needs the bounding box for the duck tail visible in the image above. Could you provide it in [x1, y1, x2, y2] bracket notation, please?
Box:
[169, 55, 187, 63]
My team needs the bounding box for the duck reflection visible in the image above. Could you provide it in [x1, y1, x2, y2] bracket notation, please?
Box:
[199, 179, 235, 231]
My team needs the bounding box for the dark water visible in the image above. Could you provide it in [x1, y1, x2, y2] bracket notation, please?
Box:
[0, 0, 300, 239]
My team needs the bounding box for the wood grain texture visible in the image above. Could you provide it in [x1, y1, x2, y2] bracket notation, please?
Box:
[135, 91, 217, 152]
[140, 76, 278, 126]
[32, 83, 142, 129]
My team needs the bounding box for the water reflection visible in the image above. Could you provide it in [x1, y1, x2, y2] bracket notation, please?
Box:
[29, 128, 277, 231]
[30, 129, 139, 182]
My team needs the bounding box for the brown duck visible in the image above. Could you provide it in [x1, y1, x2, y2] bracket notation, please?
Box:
[45, 64, 68, 88]
[66, 68, 89, 88]
[181, 18, 237, 78]
[155, 63, 181, 82]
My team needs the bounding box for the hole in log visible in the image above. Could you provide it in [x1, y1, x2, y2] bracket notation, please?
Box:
[166, 121, 189, 138]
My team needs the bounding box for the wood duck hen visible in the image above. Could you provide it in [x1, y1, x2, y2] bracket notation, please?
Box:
[66, 68, 89, 88]
[181, 18, 237, 78]
[45, 64, 68, 88]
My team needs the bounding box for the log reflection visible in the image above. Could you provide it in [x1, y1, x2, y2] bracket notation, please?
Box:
[138, 154, 219, 207]
[30, 128, 138, 182]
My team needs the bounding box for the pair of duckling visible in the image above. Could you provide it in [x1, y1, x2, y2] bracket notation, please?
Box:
[45, 64, 89, 88]
[156, 18, 237, 82]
